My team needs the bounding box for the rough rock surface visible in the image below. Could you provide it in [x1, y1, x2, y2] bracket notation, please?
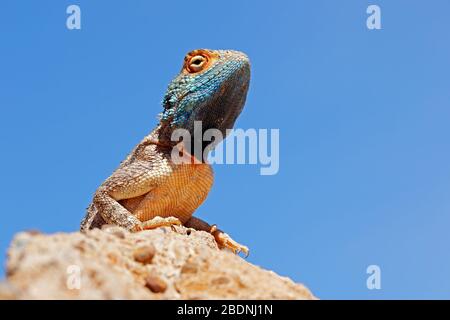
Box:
[0, 226, 315, 299]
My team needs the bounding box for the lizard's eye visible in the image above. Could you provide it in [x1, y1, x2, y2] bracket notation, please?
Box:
[186, 55, 208, 73]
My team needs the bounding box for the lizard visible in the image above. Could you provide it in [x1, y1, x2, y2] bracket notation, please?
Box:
[80, 49, 250, 256]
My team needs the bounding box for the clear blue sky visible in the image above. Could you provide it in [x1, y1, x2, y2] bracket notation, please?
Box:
[1, 0, 450, 299]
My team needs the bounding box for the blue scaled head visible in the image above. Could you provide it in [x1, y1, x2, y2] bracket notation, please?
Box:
[161, 49, 250, 139]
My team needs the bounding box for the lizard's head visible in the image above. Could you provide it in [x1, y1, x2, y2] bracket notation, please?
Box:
[161, 49, 250, 145]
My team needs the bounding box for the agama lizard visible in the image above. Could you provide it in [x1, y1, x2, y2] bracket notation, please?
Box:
[80, 49, 250, 256]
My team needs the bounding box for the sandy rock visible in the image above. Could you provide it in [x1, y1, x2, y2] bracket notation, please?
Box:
[0, 225, 315, 300]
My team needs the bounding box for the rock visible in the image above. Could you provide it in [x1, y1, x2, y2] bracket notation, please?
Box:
[0, 226, 315, 300]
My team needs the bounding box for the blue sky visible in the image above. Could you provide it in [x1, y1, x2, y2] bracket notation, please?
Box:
[1, 0, 450, 299]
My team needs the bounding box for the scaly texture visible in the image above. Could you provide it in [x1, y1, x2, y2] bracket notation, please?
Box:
[80, 49, 251, 255]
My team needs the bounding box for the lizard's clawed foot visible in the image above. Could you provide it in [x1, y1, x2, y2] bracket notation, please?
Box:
[210, 225, 249, 257]
[139, 216, 182, 230]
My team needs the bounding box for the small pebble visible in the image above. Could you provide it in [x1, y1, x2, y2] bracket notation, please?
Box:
[181, 261, 198, 274]
[211, 276, 230, 285]
[133, 245, 156, 264]
[145, 275, 167, 293]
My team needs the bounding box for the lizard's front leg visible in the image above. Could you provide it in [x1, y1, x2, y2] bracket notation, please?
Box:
[185, 216, 249, 257]
[90, 161, 179, 232]
[93, 188, 143, 231]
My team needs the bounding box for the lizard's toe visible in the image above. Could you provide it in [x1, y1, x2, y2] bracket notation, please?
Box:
[140, 216, 182, 230]
[211, 226, 249, 258]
